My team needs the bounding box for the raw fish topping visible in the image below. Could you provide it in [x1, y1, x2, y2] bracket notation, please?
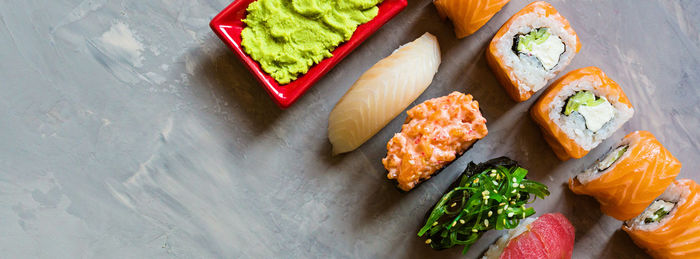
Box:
[569, 131, 681, 221]
[433, 0, 511, 38]
[382, 92, 487, 191]
[495, 213, 576, 259]
[328, 33, 441, 155]
[623, 179, 700, 259]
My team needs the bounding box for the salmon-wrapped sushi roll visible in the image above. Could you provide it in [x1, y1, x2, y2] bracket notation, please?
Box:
[486, 1, 580, 102]
[531, 67, 634, 160]
[484, 213, 575, 259]
[623, 179, 700, 259]
[383, 92, 488, 191]
[433, 0, 510, 38]
[569, 131, 681, 220]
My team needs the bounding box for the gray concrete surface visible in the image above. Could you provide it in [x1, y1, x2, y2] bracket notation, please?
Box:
[1, 0, 699, 258]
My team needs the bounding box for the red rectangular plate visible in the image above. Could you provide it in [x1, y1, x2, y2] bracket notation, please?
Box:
[210, 0, 408, 109]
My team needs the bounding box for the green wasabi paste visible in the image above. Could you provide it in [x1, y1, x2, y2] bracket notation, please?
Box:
[241, 0, 383, 84]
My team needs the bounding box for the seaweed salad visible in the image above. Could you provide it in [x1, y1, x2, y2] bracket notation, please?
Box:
[418, 157, 550, 253]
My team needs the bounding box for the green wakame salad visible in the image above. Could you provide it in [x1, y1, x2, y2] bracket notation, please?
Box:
[418, 157, 550, 253]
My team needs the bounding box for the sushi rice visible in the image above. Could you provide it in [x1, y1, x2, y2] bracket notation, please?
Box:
[575, 136, 633, 185]
[622, 179, 700, 258]
[483, 217, 537, 259]
[491, 6, 578, 93]
[483, 213, 575, 258]
[625, 181, 687, 232]
[546, 77, 634, 151]
[569, 131, 681, 221]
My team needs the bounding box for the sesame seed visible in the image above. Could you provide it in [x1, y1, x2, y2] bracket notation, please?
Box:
[497, 209, 503, 214]
[504, 205, 509, 210]
[512, 178, 517, 182]
[484, 219, 489, 227]
[516, 193, 521, 199]
[483, 196, 489, 200]
[451, 202, 457, 208]
[459, 219, 465, 224]
[488, 211, 493, 217]
[474, 178, 479, 183]
[425, 239, 432, 244]
[508, 212, 514, 217]
[491, 169, 497, 173]
[512, 183, 518, 188]
[520, 184, 525, 188]
[472, 229, 478, 232]
[499, 203, 506, 206]
[452, 221, 457, 227]
[492, 180, 498, 185]
[433, 222, 438, 226]
[510, 201, 516, 205]
[511, 189, 517, 194]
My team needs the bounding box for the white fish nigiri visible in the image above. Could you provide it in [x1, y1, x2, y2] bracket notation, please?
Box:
[328, 33, 441, 155]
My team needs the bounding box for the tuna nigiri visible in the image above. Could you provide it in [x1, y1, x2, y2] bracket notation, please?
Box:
[328, 33, 441, 155]
[433, 0, 510, 38]
[484, 213, 575, 259]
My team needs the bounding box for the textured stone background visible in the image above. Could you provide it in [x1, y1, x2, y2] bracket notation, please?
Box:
[1, 0, 699, 258]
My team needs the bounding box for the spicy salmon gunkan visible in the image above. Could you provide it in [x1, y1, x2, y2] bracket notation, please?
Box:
[382, 92, 488, 191]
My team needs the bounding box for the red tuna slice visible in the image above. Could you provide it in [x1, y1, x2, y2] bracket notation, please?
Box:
[500, 230, 548, 258]
[500, 213, 575, 259]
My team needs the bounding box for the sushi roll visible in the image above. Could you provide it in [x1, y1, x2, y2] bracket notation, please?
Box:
[328, 33, 441, 155]
[623, 179, 700, 259]
[418, 157, 550, 253]
[569, 131, 681, 220]
[433, 0, 510, 38]
[486, 1, 580, 102]
[382, 92, 488, 191]
[483, 213, 575, 259]
[530, 67, 634, 160]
